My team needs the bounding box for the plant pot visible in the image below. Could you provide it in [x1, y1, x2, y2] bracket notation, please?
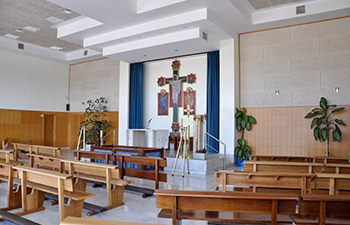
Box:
[236, 158, 248, 167]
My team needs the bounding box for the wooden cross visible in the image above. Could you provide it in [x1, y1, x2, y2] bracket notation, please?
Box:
[157, 60, 196, 132]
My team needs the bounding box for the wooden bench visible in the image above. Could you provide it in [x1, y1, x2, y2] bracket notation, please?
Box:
[244, 161, 325, 173]
[314, 156, 349, 164]
[0, 150, 14, 163]
[13, 165, 95, 222]
[0, 162, 23, 211]
[315, 173, 350, 195]
[12, 143, 61, 160]
[155, 189, 298, 225]
[92, 145, 164, 158]
[250, 155, 314, 162]
[61, 159, 133, 216]
[291, 194, 350, 225]
[323, 163, 350, 174]
[74, 150, 167, 189]
[215, 170, 316, 194]
[60, 216, 165, 225]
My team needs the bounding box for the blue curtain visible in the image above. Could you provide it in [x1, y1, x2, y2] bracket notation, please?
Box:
[206, 51, 220, 153]
[129, 62, 143, 129]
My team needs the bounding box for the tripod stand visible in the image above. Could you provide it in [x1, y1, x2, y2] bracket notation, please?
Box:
[172, 126, 190, 177]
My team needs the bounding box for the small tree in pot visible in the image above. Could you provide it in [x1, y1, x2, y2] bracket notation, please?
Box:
[81, 97, 111, 146]
[304, 97, 346, 157]
[235, 108, 256, 163]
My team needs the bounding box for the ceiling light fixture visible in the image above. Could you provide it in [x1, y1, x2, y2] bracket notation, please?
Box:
[174, 49, 178, 52]
[46, 16, 65, 24]
[4, 33, 20, 40]
[60, 8, 72, 14]
[12, 28, 23, 33]
[50, 46, 63, 51]
[23, 25, 40, 32]
[275, 90, 280, 96]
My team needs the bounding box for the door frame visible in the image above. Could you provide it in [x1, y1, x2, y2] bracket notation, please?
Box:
[41, 114, 56, 146]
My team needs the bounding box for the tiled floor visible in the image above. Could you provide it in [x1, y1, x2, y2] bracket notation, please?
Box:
[0, 149, 239, 225]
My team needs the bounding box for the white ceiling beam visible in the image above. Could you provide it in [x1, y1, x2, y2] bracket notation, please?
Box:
[103, 28, 204, 56]
[57, 16, 103, 38]
[252, 0, 350, 25]
[137, 0, 189, 14]
[83, 8, 208, 48]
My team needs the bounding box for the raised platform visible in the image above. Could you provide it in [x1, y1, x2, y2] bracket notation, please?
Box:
[164, 152, 232, 175]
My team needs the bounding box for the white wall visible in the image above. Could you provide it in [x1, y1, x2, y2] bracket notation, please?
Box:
[143, 55, 207, 136]
[69, 58, 120, 112]
[118, 61, 130, 145]
[219, 39, 236, 155]
[0, 50, 69, 111]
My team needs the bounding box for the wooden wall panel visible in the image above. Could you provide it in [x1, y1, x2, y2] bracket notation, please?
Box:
[244, 106, 350, 157]
[0, 109, 119, 149]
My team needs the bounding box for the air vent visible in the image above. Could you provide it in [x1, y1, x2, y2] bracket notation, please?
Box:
[18, 43, 24, 50]
[202, 32, 208, 41]
[84, 50, 88, 56]
[296, 5, 305, 15]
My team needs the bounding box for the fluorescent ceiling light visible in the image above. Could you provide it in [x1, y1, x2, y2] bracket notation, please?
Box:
[46, 16, 65, 24]
[61, 8, 72, 14]
[12, 28, 23, 32]
[4, 33, 20, 40]
[23, 25, 40, 32]
[50, 46, 63, 50]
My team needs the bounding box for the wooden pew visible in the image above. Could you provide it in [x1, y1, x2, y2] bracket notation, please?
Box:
[314, 156, 349, 164]
[0, 150, 14, 163]
[60, 159, 133, 216]
[60, 216, 165, 225]
[13, 165, 95, 222]
[0, 162, 22, 211]
[74, 150, 167, 189]
[323, 163, 350, 174]
[244, 161, 325, 173]
[155, 189, 299, 225]
[12, 143, 61, 160]
[250, 155, 314, 162]
[315, 173, 350, 195]
[215, 170, 316, 194]
[92, 145, 164, 158]
[291, 194, 350, 225]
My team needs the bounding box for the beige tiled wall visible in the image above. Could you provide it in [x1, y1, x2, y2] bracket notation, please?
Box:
[240, 17, 350, 107]
[70, 58, 120, 112]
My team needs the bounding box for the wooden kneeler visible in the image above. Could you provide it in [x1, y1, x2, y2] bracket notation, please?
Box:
[13, 166, 95, 222]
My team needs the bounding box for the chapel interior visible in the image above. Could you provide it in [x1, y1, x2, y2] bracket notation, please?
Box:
[1, 0, 350, 225]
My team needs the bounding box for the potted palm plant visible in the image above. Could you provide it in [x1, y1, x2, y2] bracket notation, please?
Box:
[81, 97, 111, 147]
[235, 107, 256, 166]
[304, 97, 346, 157]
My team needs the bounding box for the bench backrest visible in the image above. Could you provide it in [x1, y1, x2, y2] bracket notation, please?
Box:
[74, 151, 116, 164]
[215, 170, 316, 193]
[250, 155, 314, 162]
[61, 159, 120, 180]
[244, 161, 324, 173]
[14, 165, 73, 191]
[314, 156, 348, 164]
[0, 162, 13, 177]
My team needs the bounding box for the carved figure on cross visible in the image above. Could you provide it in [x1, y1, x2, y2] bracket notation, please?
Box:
[157, 60, 196, 132]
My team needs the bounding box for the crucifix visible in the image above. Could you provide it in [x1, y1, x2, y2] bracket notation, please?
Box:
[157, 60, 196, 132]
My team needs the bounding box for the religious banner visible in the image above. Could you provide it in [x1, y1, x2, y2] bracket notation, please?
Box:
[183, 87, 196, 115]
[157, 60, 197, 132]
[158, 89, 169, 115]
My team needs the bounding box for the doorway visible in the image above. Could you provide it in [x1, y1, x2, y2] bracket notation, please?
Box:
[44, 114, 56, 146]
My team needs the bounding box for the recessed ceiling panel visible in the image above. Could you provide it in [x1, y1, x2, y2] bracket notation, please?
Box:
[0, 0, 82, 52]
[248, 0, 308, 10]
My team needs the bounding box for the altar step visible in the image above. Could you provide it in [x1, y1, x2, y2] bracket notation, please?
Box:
[164, 153, 233, 175]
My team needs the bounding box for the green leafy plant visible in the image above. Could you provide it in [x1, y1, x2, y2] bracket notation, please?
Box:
[305, 97, 346, 156]
[235, 108, 256, 162]
[81, 97, 111, 146]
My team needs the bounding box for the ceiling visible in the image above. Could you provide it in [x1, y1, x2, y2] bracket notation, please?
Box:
[0, 0, 349, 64]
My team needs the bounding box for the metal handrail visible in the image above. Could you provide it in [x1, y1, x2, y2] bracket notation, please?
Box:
[204, 132, 227, 170]
[101, 130, 115, 146]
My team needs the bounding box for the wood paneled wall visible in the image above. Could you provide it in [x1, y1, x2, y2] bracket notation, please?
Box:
[0, 109, 118, 149]
[244, 106, 350, 157]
